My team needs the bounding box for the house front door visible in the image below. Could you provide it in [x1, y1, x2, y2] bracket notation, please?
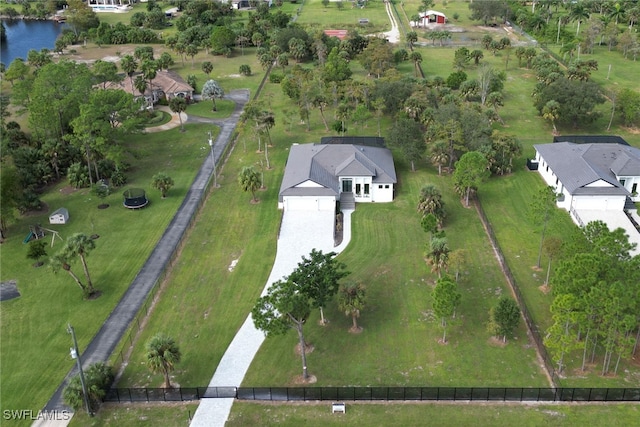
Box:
[342, 179, 352, 193]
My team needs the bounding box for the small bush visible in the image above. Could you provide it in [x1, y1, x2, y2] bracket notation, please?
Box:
[17, 190, 42, 213]
[239, 64, 252, 76]
[93, 184, 110, 199]
[269, 72, 284, 83]
[63, 362, 114, 414]
[110, 169, 127, 187]
[67, 163, 90, 189]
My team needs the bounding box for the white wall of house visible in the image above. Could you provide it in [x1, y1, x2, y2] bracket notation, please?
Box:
[339, 176, 393, 203]
[372, 183, 394, 202]
[281, 196, 335, 211]
[572, 195, 626, 211]
[534, 153, 568, 207]
[616, 175, 640, 201]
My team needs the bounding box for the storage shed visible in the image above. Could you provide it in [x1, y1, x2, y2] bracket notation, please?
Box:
[49, 208, 69, 225]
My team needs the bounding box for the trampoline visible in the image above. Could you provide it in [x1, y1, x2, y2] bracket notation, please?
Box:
[123, 188, 149, 209]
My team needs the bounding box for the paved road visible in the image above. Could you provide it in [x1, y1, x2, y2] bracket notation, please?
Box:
[37, 90, 249, 420]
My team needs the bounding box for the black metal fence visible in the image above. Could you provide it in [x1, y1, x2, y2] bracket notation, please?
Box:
[104, 386, 640, 403]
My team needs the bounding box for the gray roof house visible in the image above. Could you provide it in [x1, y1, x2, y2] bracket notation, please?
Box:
[533, 141, 640, 253]
[278, 143, 397, 211]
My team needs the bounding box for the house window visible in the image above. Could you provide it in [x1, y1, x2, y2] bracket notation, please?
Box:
[364, 184, 370, 195]
[555, 178, 558, 185]
[620, 179, 626, 187]
[633, 183, 638, 194]
[378, 185, 383, 189]
[355, 183, 361, 196]
[342, 179, 352, 193]
[385, 185, 389, 189]
[546, 165, 549, 172]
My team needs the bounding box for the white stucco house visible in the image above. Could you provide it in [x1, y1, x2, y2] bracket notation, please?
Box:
[278, 140, 397, 211]
[532, 140, 640, 253]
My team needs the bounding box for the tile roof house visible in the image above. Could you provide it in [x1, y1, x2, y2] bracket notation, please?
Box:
[533, 141, 640, 250]
[104, 70, 194, 108]
[278, 143, 397, 211]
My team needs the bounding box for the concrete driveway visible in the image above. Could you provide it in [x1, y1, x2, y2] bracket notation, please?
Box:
[190, 208, 352, 426]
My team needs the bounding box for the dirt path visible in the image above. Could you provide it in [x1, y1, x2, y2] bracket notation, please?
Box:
[383, 0, 400, 43]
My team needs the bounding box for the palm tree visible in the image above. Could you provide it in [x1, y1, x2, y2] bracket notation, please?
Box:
[141, 59, 157, 107]
[63, 233, 96, 295]
[410, 51, 422, 77]
[134, 75, 147, 99]
[151, 173, 174, 198]
[288, 38, 308, 62]
[337, 282, 367, 332]
[406, 31, 418, 49]
[49, 253, 88, 295]
[429, 141, 449, 175]
[417, 184, 446, 224]
[569, 3, 590, 35]
[201, 61, 213, 77]
[238, 166, 261, 203]
[542, 100, 561, 135]
[426, 236, 450, 277]
[470, 49, 484, 65]
[146, 334, 181, 388]
[168, 97, 187, 132]
[120, 54, 138, 95]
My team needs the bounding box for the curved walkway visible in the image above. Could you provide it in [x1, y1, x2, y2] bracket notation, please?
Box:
[190, 209, 353, 426]
[36, 90, 249, 423]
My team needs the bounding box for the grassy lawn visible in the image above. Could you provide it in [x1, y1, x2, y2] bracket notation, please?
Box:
[113, 130, 284, 388]
[69, 402, 198, 427]
[0, 124, 217, 422]
[186, 99, 236, 119]
[296, 0, 392, 34]
[4, 1, 640, 424]
[242, 161, 546, 388]
[227, 401, 640, 426]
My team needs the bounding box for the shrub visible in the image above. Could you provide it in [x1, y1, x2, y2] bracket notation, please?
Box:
[110, 169, 127, 187]
[187, 74, 197, 93]
[17, 190, 42, 213]
[269, 72, 284, 83]
[67, 163, 90, 189]
[239, 64, 252, 76]
[446, 70, 467, 90]
[63, 362, 114, 414]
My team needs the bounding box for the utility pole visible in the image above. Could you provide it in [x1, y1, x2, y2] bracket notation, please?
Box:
[68, 324, 92, 416]
[208, 131, 219, 188]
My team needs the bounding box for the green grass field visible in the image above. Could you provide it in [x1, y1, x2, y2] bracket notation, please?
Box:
[3, 0, 640, 424]
[0, 124, 218, 420]
[226, 401, 640, 427]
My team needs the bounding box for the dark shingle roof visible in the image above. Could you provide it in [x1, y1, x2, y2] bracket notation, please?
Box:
[279, 144, 396, 201]
[534, 142, 640, 195]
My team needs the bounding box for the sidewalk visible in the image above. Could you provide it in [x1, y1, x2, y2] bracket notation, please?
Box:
[190, 209, 353, 426]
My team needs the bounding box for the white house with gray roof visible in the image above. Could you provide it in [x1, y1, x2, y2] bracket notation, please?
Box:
[278, 143, 397, 211]
[533, 142, 640, 254]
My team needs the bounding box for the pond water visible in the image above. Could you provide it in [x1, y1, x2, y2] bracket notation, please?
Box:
[1, 19, 66, 65]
